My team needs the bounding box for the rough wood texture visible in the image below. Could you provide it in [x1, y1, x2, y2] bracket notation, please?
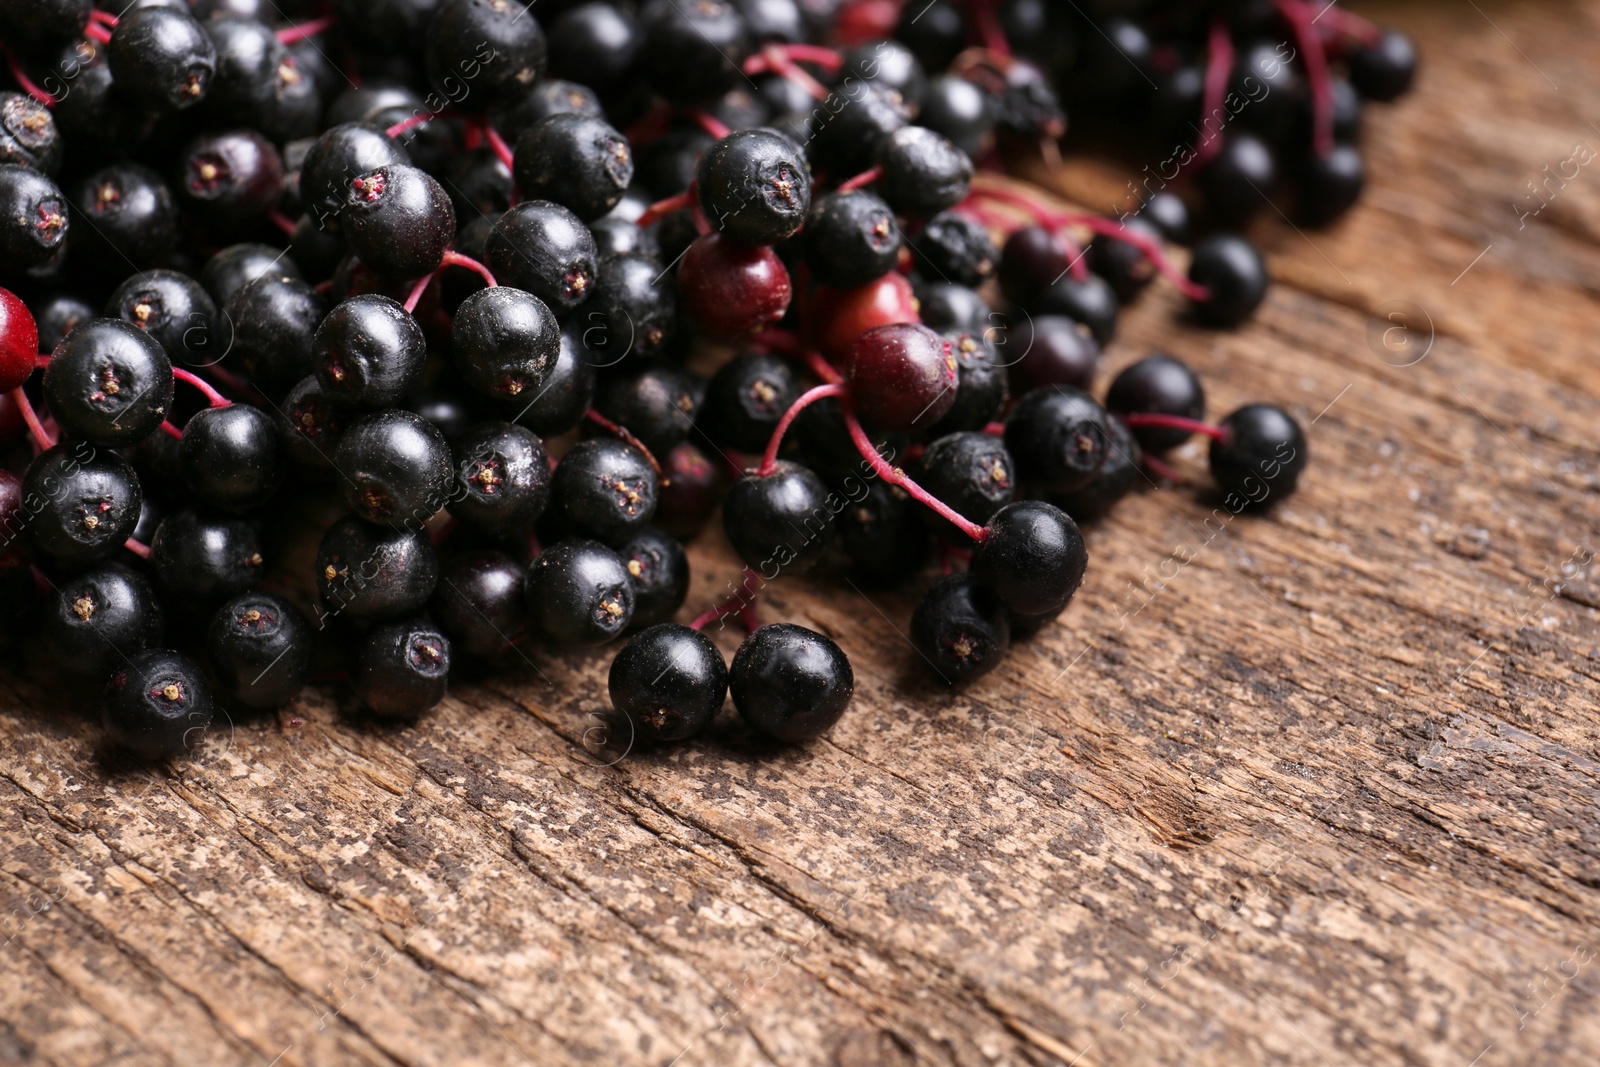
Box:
[6, 3, 1600, 1065]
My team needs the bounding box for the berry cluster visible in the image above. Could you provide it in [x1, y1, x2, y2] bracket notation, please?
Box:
[0, 0, 1413, 762]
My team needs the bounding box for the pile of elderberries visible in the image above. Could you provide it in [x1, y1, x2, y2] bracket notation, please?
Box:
[0, 0, 1415, 760]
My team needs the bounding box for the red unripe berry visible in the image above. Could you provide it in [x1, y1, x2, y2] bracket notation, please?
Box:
[844, 322, 959, 432]
[809, 271, 918, 359]
[0, 288, 40, 393]
[678, 233, 792, 341]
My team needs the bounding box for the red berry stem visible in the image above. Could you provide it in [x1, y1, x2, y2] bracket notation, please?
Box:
[1119, 412, 1228, 442]
[688, 110, 731, 140]
[1274, 0, 1336, 158]
[688, 567, 762, 633]
[635, 187, 696, 229]
[9, 387, 54, 451]
[839, 399, 990, 543]
[835, 165, 883, 193]
[88, 9, 118, 26]
[802, 350, 843, 386]
[160, 420, 183, 441]
[276, 16, 334, 45]
[401, 272, 433, 314]
[1058, 213, 1210, 301]
[440, 250, 497, 287]
[172, 368, 231, 409]
[745, 43, 831, 101]
[982, 421, 1004, 436]
[1191, 19, 1235, 171]
[33, 355, 50, 369]
[755, 381, 845, 476]
[84, 22, 111, 45]
[762, 43, 843, 72]
[385, 109, 448, 139]
[197, 362, 262, 404]
[122, 537, 151, 560]
[4, 47, 54, 107]
[1139, 454, 1186, 485]
[481, 122, 515, 171]
[583, 408, 662, 477]
[967, 0, 1012, 57]
[267, 210, 297, 236]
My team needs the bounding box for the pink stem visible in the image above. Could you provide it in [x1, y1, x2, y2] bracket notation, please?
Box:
[768, 44, 843, 72]
[982, 421, 1005, 436]
[199, 362, 261, 403]
[968, 1, 1011, 56]
[755, 383, 845, 477]
[1059, 214, 1210, 300]
[1192, 20, 1235, 170]
[836, 166, 883, 193]
[1274, 0, 1336, 157]
[5, 47, 53, 107]
[483, 124, 515, 171]
[440, 250, 497, 287]
[88, 9, 118, 25]
[267, 210, 297, 236]
[583, 409, 662, 477]
[689, 110, 731, 140]
[160, 420, 183, 441]
[386, 110, 445, 139]
[802, 350, 843, 386]
[34, 355, 51, 369]
[122, 537, 151, 560]
[10, 388, 54, 450]
[636, 188, 696, 229]
[1140, 454, 1186, 485]
[402, 272, 433, 314]
[173, 368, 231, 408]
[83, 22, 111, 44]
[749, 44, 830, 102]
[276, 16, 334, 45]
[840, 400, 989, 543]
[1120, 413, 1227, 441]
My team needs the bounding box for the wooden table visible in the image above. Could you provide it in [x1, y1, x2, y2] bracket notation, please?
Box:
[6, 3, 1600, 1064]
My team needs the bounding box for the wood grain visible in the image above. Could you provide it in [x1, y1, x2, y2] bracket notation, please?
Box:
[6, 3, 1600, 1065]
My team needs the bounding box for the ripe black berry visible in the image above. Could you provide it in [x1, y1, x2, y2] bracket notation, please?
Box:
[23, 444, 144, 567]
[341, 164, 455, 280]
[1033, 273, 1120, 347]
[1299, 145, 1366, 227]
[730, 623, 852, 742]
[425, 0, 547, 114]
[1003, 385, 1111, 494]
[450, 421, 551, 534]
[150, 507, 264, 608]
[702, 353, 797, 453]
[313, 294, 428, 408]
[352, 618, 451, 717]
[107, 6, 216, 112]
[810, 83, 909, 177]
[180, 403, 285, 513]
[1198, 132, 1277, 229]
[41, 563, 164, 680]
[227, 272, 325, 401]
[486, 201, 599, 316]
[547, 437, 658, 546]
[43, 317, 173, 447]
[335, 410, 453, 526]
[503, 318, 597, 435]
[1054, 416, 1141, 524]
[452, 285, 562, 403]
[525, 538, 636, 646]
[583, 252, 678, 361]
[1209, 404, 1308, 507]
[1105, 354, 1206, 453]
[203, 242, 302, 307]
[803, 191, 902, 289]
[619, 526, 689, 628]
[875, 126, 973, 220]
[911, 574, 1011, 683]
[103, 650, 214, 761]
[431, 550, 528, 660]
[317, 515, 439, 622]
[178, 129, 284, 233]
[636, 0, 750, 106]
[1349, 30, 1417, 102]
[593, 365, 699, 457]
[609, 623, 726, 742]
[1004, 315, 1099, 395]
[281, 375, 348, 469]
[299, 122, 410, 232]
[74, 163, 180, 267]
[1088, 216, 1162, 302]
[0, 92, 62, 176]
[207, 591, 312, 709]
[913, 211, 997, 288]
[971, 500, 1087, 620]
[914, 432, 1016, 535]
[106, 269, 225, 369]
[1188, 234, 1269, 327]
[697, 129, 811, 246]
[514, 113, 634, 222]
[722, 461, 835, 575]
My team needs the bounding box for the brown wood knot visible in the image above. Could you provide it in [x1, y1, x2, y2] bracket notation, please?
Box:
[836, 1028, 916, 1067]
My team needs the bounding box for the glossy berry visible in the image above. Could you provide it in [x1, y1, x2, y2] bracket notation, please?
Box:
[593, 365, 699, 457]
[1300, 145, 1366, 227]
[1033, 274, 1120, 347]
[810, 271, 920, 359]
[837, 480, 931, 584]
[723, 461, 835, 575]
[1349, 31, 1417, 102]
[971, 501, 1088, 619]
[341, 164, 456, 280]
[0, 287, 39, 392]
[178, 129, 284, 232]
[43, 317, 173, 447]
[180, 403, 285, 513]
[313, 295, 427, 408]
[1198, 132, 1276, 229]
[299, 122, 411, 232]
[810, 83, 910, 177]
[918, 73, 995, 156]
[108, 7, 216, 112]
[915, 433, 1016, 535]
[41, 563, 164, 680]
[1188, 234, 1269, 327]
[207, 591, 312, 709]
[1106, 354, 1206, 453]
[505, 318, 597, 435]
[281, 375, 348, 469]
[450, 421, 551, 534]
[76, 162, 181, 267]
[316, 515, 438, 622]
[425, 0, 547, 114]
[103, 650, 214, 761]
[927, 330, 1006, 435]
[582, 252, 678, 362]
[514, 113, 634, 221]
[874, 126, 972, 220]
[452, 285, 562, 403]
[23, 444, 144, 567]
[227, 273, 324, 401]
[697, 129, 811, 246]
[999, 225, 1073, 306]
[106, 270, 225, 369]
[1004, 315, 1100, 394]
[804, 191, 902, 290]
[1003, 385, 1111, 494]
[336, 410, 453, 526]
[486, 201, 599, 317]
[702, 353, 797, 453]
[1139, 191, 1191, 245]
[32, 291, 86, 353]
[0, 164, 67, 272]
[548, 2, 642, 92]
[0, 92, 62, 177]
[431, 550, 528, 660]
[1088, 216, 1162, 302]
[352, 618, 451, 717]
[1054, 415, 1141, 523]
[525, 538, 636, 646]
[150, 508, 263, 608]
[620, 526, 690, 628]
[845, 322, 958, 432]
[1209, 404, 1308, 507]
[912, 211, 997, 288]
[678, 233, 792, 341]
[911, 574, 1011, 683]
[730, 623, 853, 742]
[609, 623, 726, 742]
[202, 243, 302, 307]
[637, 0, 751, 106]
[548, 437, 658, 545]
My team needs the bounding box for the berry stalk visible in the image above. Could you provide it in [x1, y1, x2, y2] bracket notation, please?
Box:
[276, 16, 334, 45]
[1119, 412, 1227, 441]
[1275, 0, 1337, 157]
[4, 47, 53, 107]
[754, 382, 845, 476]
[835, 166, 883, 193]
[173, 368, 231, 408]
[840, 400, 990, 543]
[9, 387, 54, 450]
[440, 250, 497, 287]
[636, 187, 696, 229]
[1191, 19, 1235, 171]
[122, 537, 151, 560]
[583, 409, 662, 477]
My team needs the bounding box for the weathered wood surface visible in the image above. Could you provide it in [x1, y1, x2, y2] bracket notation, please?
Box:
[6, 3, 1600, 1065]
